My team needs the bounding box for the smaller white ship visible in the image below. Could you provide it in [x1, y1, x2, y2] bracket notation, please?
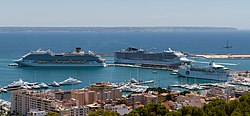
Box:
[59, 77, 82, 85]
[178, 61, 234, 81]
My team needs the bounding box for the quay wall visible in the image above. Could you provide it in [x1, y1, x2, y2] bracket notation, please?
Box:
[188, 54, 250, 59]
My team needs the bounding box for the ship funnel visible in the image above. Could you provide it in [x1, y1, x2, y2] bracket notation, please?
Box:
[76, 47, 81, 53]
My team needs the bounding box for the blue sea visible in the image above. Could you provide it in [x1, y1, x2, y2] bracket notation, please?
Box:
[1, 30, 250, 101]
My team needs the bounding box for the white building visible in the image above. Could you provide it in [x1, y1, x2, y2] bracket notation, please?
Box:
[70, 106, 89, 116]
[27, 109, 47, 116]
[104, 104, 132, 115]
[111, 104, 132, 115]
[103, 104, 112, 110]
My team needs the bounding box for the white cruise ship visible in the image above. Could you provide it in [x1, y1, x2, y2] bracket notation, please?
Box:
[114, 47, 192, 68]
[178, 62, 234, 81]
[14, 48, 106, 67]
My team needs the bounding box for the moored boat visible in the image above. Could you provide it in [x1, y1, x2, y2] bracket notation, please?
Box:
[50, 81, 60, 87]
[14, 48, 106, 67]
[58, 77, 82, 85]
[178, 61, 234, 81]
[114, 47, 192, 68]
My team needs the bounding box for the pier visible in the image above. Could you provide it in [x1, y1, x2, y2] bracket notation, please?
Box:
[188, 54, 250, 59]
[107, 64, 177, 70]
[100, 53, 250, 59]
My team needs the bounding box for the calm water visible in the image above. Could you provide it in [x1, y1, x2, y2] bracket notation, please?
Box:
[1, 31, 250, 101]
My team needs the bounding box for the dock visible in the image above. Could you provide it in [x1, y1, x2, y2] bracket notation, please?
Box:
[107, 64, 176, 70]
[188, 54, 250, 59]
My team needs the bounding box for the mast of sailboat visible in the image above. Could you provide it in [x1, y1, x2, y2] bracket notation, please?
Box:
[224, 40, 232, 48]
[34, 70, 37, 82]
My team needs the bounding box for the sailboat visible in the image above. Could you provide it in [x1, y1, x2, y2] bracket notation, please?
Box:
[224, 40, 232, 48]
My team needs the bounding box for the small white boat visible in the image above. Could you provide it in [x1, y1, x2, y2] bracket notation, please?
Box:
[111, 83, 119, 88]
[38, 83, 49, 88]
[170, 84, 182, 87]
[171, 72, 178, 75]
[59, 77, 82, 85]
[5, 79, 32, 90]
[20, 85, 32, 90]
[0, 88, 7, 92]
[171, 70, 178, 75]
[130, 78, 139, 83]
[152, 71, 157, 74]
[51, 81, 60, 87]
[31, 84, 40, 89]
[8, 63, 18, 66]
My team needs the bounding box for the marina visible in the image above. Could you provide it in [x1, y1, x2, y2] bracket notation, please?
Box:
[0, 77, 155, 93]
[1, 77, 83, 92]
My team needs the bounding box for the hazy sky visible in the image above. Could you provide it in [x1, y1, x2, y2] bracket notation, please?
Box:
[0, 0, 250, 29]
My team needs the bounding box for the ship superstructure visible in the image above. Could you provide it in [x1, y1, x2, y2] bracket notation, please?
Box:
[14, 48, 106, 67]
[114, 47, 192, 68]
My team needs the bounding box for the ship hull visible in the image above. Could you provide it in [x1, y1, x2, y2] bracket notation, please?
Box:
[178, 68, 233, 81]
[15, 61, 106, 67]
[114, 59, 183, 66]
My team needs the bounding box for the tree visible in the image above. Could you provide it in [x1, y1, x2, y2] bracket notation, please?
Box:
[45, 112, 59, 116]
[226, 99, 240, 115]
[203, 99, 227, 116]
[126, 93, 250, 116]
[165, 111, 181, 116]
[179, 106, 204, 116]
[126, 103, 168, 116]
[89, 110, 120, 116]
[231, 110, 243, 116]
[145, 87, 170, 94]
[180, 91, 190, 96]
[118, 97, 128, 105]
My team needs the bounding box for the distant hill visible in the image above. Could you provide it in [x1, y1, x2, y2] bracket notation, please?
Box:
[0, 27, 237, 32]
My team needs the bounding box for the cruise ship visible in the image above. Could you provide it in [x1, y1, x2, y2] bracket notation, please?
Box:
[178, 62, 234, 81]
[114, 47, 192, 68]
[14, 48, 106, 67]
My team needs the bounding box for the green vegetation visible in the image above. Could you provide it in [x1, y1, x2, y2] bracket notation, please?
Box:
[89, 110, 120, 116]
[125, 103, 168, 116]
[125, 93, 250, 116]
[145, 87, 176, 102]
[145, 87, 171, 94]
